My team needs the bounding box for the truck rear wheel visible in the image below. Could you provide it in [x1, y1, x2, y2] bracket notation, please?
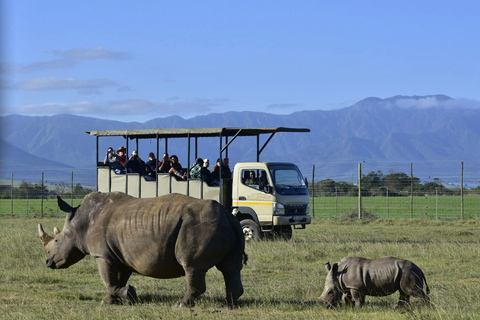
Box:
[240, 219, 261, 241]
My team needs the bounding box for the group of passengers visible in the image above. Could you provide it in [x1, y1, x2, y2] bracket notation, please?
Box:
[104, 147, 231, 185]
[188, 157, 232, 186]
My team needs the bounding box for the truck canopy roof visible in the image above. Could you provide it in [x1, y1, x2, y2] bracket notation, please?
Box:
[87, 127, 310, 139]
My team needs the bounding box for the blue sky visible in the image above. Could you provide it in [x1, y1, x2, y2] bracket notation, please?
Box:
[2, 1, 479, 122]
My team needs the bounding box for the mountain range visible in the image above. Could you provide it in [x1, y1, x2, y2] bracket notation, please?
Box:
[1, 95, 479, 187]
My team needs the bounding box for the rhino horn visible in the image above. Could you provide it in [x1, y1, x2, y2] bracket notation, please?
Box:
[54, 227, 61, 236]
[38, 224, 53, 247]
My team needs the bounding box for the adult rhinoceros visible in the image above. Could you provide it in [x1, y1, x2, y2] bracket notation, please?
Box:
[319, 256, 430, 309]
[38, 192, 247, 308]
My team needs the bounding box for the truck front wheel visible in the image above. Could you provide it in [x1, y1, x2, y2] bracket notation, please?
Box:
[240, 219, 261, 241]
[272, 225, 293, 240]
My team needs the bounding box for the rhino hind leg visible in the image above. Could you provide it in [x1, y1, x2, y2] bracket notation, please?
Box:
[176, 268, 207, 308]
[220, 269, 244, 309]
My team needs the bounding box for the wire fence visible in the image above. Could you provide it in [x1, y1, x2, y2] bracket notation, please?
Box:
[1, 168, 480, 219]
[309, 191, 480, 220]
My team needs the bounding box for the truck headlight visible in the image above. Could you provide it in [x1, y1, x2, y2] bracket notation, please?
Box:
[273, 202, 285, 215]
[306, 203, 310, 215]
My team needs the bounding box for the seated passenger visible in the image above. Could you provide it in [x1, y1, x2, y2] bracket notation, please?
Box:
[158, 152, 171, 173]
[211, 158, 222, 183]
[189, 158, 203, 179]
[201, 158, 214, 185]
[222, 157, 232, 179]
[125, 151, 146, 175]
[168, 155, 186, 180]
[145, 152, 157, 180]
[117, 147, 127, 167]
[103, 147, 124, 174]
[245, 171, 259, 185]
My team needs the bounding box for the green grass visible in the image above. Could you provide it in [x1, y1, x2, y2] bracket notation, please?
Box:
[2, 194, 480, 219]
[1, 217, 480, 319]
[311, 194, 480, 219]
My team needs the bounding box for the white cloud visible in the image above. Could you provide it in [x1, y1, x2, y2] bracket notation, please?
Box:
[1, 59, 78, 74]
[3, 47, 130, 74]
[14, 77, 118, 93]
[4, 98, 226, 117]
[394, 96, 480, 109]
[54, 47, 130, 60]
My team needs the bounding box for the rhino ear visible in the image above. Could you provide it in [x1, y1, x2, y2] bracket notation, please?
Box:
[325, 262, 331, 272]
[57, 196, 73, 213]
[332, 263, 338, 274]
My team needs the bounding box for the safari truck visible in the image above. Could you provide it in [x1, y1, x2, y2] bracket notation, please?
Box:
[87, 127, 311, 240]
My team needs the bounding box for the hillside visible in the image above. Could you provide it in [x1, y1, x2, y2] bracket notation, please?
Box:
[1, 95, 479, 185]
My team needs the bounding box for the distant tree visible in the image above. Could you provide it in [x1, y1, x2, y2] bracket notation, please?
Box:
[383, 172, 420, 194]
[361, 170, 384, 196]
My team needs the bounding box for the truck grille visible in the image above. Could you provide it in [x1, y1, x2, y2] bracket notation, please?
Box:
[285, 204, 308, 215]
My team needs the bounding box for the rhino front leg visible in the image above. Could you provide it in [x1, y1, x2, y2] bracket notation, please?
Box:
[96, 258, 137, 305]
[176, 267, 207, 308]
[351, 290, 366, 308]
[343, 291, 354, 307]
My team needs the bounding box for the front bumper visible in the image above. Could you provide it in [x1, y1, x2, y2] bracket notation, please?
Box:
[273, 215, 312, 226]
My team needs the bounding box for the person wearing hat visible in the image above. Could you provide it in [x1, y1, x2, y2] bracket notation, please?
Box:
[117, 147, 127, 166]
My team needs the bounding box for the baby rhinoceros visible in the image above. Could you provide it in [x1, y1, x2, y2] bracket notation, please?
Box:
[319, 256, 430, 309]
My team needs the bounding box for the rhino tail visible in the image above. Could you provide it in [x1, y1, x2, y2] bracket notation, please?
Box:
[424, 273, 430, 295]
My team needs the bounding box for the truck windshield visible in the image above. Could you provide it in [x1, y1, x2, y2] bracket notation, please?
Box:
[267, 164, 308, 195]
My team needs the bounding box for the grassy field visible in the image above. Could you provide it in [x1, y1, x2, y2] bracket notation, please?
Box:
[1, 217, 480, 319]
[311, 194, 480, 220]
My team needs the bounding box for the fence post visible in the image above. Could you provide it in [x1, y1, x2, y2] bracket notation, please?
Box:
[358, 163, 362, 219]
[71, 171, 74, 206]
[11, 172, 14, 216]
[386, 187, 389, 219]
[410, 163, 414, 218]
[41, 172, 44, 218]
[435, 188, 439, 220]
[312, 164, 315, 218]
[461, 161, 464, 220]
[335, 187, 338, 218]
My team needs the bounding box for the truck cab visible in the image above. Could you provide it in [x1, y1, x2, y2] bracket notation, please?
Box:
[232, 162, 311, 240]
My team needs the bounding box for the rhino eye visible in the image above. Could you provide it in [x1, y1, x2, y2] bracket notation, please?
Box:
[327, 290, 334, 296]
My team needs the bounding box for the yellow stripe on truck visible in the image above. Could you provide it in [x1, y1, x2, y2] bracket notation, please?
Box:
[233, 201, 273, 206]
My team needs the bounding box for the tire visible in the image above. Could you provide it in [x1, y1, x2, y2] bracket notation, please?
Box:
[240, 219, 261, 241]
[272, 225, 293, 240]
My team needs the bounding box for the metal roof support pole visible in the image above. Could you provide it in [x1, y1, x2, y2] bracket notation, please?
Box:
[96, 136, 99, 191]
[256, 134, 260, 162]
[156, 134, 159, 197]
[187, 134, 191, 196]
[220, 129, 242, 153]
[125, 135, 129, 195]
[219, 133, 223, 205]
[195, 137, 198, 160]
[224, 135, 229, 159]
[258, 132, 276, 156]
